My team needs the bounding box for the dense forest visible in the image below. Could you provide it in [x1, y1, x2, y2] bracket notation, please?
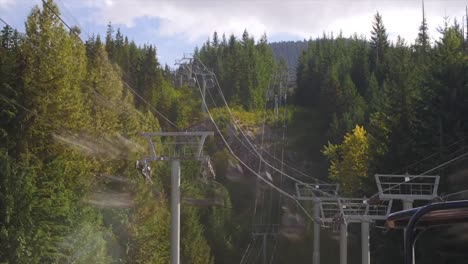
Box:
[295, 12, 468, 196]
[195, 31, 277, 110]
[193, 9, 468, 264]
[0, 1, 234, 263]
[1, 0, 468, 263]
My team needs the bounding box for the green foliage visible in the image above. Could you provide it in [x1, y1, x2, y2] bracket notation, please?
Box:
[197, 30, 277, 110]
[0, 1, 208, 263]
[323, 125, 370, 195]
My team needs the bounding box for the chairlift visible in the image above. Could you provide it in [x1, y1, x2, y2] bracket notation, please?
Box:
[135, 159, 153, 184]
[200, 157, 216, 181]
[205, 77, 215, 89]
[387, 200, 468, 264]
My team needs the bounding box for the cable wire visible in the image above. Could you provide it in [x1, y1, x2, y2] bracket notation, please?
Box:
[199, 58, 332, 186]
[193, 69, 318, 224]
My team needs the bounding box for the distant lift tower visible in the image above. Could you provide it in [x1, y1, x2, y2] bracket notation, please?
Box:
[375, 174, 440, 210]
[320, 198, 392, 264]
[175, 55, 216, 113]
[252, 223, 280, 264]
[295, 183, 339, 264]
[138, 131, 214, 264]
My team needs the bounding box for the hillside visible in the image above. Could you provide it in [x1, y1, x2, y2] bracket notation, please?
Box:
[269, 40, 308, 70]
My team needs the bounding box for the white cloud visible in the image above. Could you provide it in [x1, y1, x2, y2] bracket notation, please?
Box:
[0, 0, 16, 9]
[68, 0, 467, 44]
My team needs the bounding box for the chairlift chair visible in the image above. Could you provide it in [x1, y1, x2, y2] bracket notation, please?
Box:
[135, 159, 153, 184]
[387, 200, 468, 264]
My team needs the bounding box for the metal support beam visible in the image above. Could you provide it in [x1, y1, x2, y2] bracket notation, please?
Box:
[171, 160, 181, 264]
[201, 75, 207, 113]
[140, 131, 213, 264]
[313, 202, 320, 264]
[340, 223, 347, 264]
[196, 134, 207, 159]
[361, 222, 370, 264]
[403, 200, 413, 210]
[403, 200, 413, 249]
[263, 234, 267, 264]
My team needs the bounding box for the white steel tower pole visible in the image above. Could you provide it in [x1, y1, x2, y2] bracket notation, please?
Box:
[171, 159, 181, 264]
[340, 223, 347, 264]
[402, 200, 414, 264]
[403, 200, 413, 210]
[361, 221, 370, 264]
[313, 202, 320, 264]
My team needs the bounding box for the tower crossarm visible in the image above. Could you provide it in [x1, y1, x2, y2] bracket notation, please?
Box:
[375, 174, 440, 201]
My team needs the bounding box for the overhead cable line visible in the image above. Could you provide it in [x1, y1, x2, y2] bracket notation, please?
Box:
[201, 66, 338, 201]
[199, 59, 334, 187]
[193, 70, 319, 224]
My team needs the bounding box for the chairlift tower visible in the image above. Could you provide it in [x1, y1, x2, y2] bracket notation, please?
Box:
[244, 70, 289, 264]
[175, 55, 216, 113]
[295, 183, 339, 264]
[252, 222, 280, 264]
[375, 174, 440, 210]
[375, 173, 439, 263]
[320, 198, 393, 264]
[251, 157, 280, 264]
[174, 54, 194, 88]
[137, 131, 214, 264]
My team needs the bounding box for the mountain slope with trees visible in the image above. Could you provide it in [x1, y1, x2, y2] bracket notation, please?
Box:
[1, 1, 468, 263]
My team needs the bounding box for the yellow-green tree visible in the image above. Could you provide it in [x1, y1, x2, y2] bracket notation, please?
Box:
[323, 125, 370, 195]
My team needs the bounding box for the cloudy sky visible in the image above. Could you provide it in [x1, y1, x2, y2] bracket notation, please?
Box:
[0, 0, 467, 66]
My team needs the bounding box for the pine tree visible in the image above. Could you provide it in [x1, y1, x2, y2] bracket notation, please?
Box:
[212, 31, 219, 48]
[415, 0, 430, 55]
[105, 22, 114, 59]
[370, 12, 389, 84]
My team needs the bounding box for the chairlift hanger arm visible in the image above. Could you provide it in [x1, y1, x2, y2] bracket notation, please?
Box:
[395, 200, 468, 264]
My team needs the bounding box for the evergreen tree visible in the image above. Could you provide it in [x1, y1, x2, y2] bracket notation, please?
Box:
[370, 12, 389, 84]
[415, 0, 430, 55]
[105, 22, 114, 59]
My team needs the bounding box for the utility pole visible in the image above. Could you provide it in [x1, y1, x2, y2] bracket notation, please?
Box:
[138, 131, 214, 264]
